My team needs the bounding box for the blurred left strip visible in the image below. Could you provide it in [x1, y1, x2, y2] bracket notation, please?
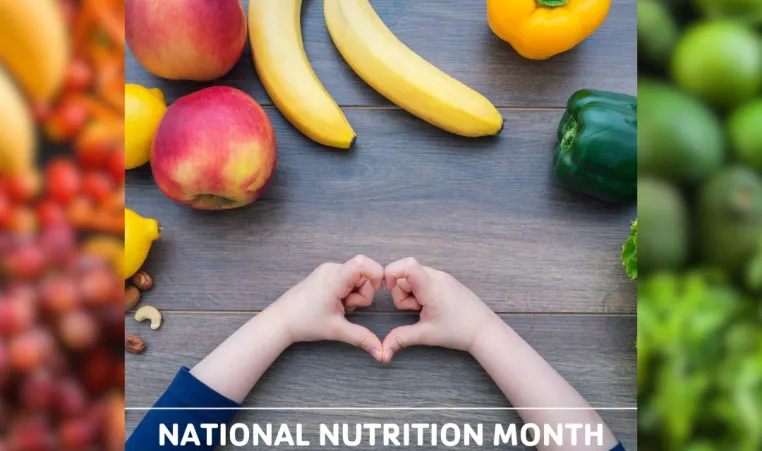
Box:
[0, 0, 125, 450]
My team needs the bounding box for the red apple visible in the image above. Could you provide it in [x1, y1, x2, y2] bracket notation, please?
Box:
[125, 0, 246, 81]
[151, 86, 277, 210]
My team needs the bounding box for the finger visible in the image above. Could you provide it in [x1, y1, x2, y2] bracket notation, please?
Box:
[345, 305, 357, 313]
[336, 255, 384, 296]
[391, 286, 421, 311]
[382, 323, 432, 363]
[332, 320, 383, 362]
[384, 258, 431, 300]
[344, 280, 377, 310]
[397, 278, 412, 293]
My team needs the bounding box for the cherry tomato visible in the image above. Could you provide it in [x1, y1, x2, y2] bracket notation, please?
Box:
[82, 171, 113, 203]
[35, 200, 67, 229]
[0, 192, 9, 226]
[5, 171, 41, 204]
[44, 98, 89, 142]
[63, 59, 93, 92]
[106, 149, 125, 185]
[4, 206, 38, 234]
[45, 159, 81, 204]
[76, 122, 114, 168]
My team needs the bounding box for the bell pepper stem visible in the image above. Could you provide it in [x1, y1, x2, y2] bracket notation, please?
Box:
[560, 119, 578, 154]
[537, 0, 568, 7]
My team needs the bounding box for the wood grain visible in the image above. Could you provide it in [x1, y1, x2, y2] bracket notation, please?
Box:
[126, 108, 636, 314]
[125, 313, 636, 450]
[125, 0, 636, 108]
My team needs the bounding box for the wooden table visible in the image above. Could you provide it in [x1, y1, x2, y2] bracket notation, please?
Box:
[126, 1, 637, 449]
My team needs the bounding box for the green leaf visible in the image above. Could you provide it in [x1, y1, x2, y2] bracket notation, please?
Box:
[622, 219, 638, 280]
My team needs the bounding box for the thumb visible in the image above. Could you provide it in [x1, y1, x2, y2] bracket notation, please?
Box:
[332, 320, 383, 362]
[382, 323, 432, 363]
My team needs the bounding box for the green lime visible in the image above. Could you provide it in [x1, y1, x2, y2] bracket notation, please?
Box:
[695, 0, 762, 17]
[638, 80, 725, 184]
[728, 100, 762, 172]
[638, 177, 689, 274]
[672, 21, 762, 109]
[638, 0, 679, 69]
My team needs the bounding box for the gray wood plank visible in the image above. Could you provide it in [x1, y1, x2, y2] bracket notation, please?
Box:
[125, 313, 636, 450]
[125, 0, 636, 108]
[125, 108, 636, 314]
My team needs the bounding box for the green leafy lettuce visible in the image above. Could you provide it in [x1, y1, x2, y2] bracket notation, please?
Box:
[622, 219, 638, 280]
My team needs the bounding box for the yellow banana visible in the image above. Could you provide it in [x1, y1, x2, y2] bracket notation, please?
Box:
[248, 0, 356, 149]
[324, 0, 504, 137]
[0, 66, 35, 175]
[0, 0, 68, 101]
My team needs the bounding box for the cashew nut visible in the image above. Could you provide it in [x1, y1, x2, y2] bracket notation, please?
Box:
[135, 305, 163, 329]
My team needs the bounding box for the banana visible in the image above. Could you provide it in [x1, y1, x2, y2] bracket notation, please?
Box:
[248, 0, 356, 149]
[0, 66, 35, 175]
[324, 0, 504, 137]
[0, 0, 68, 101]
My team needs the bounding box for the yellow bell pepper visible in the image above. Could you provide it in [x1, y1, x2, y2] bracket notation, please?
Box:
[487, 0, 611, 60]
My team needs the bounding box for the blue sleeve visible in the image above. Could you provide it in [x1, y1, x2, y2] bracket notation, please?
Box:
[126, 367, 240, 450]
[611, 442, 625, 451]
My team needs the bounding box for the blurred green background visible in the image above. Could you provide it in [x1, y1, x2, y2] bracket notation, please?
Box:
[638, 0, 762, 450]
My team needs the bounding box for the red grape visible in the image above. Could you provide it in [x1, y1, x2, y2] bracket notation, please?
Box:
[8, 417, 56, 451]
[55, 379, 88, 418]
[18, 370, 55, 411]
[1, 241, 46, 280]
[58, 310, 99, 351]
[57, 417, 96, 448]
[9, 329, 53, 374]
[79, 266, 118, 305]
[0, 339, 8, 390]
[93, 305, 124, 340]
[0, 294, 35, 336]
[79, 349, 114, 395]
[38, 226, 76, 266]
[40, 274, 79, 314]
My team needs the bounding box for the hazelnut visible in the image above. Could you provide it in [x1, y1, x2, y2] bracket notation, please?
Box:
[124, 286, 141, 312]
[125, 334, 146, 354]
[131, 271, 153, 291]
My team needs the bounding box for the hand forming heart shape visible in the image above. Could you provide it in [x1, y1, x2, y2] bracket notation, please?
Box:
[269, 255, 500, 363]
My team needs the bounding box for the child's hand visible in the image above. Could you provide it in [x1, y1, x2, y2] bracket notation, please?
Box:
[381, 257, 500, 362]
[270, 255, 385, 361]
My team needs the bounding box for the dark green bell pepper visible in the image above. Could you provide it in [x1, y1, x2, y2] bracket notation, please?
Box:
[554, 89, 638, 203]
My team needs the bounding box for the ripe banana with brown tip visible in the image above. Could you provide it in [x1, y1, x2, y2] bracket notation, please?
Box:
[248, 0, 356, 149]
[0, 0, 69, 101]
[324, 0, 504, 137]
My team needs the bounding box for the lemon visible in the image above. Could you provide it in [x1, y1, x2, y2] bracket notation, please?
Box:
[125, 208, 161, 280]
[125, 84, 167, 169]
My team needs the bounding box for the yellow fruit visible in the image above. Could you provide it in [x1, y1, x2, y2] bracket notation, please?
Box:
[248, 0, 356, 149]
[0, 66, 35, 175]
[324, 0, 504, 137]
[0, 0, 68, 101]
[125, 84, 168, 169]
[82, 235, 125, 280]
[125, 208, 161, 280]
